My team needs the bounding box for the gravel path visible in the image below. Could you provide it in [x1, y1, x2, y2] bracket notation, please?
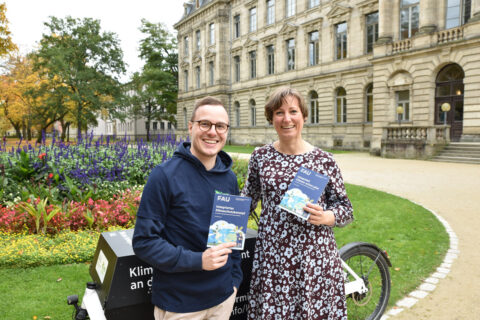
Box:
[333, 152, 480, 319]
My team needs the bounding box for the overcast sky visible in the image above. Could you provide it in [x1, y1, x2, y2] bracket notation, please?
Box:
[3, 0, 185, 81]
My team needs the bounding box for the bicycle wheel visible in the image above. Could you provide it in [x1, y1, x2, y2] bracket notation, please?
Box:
[340, 243, 391, 320]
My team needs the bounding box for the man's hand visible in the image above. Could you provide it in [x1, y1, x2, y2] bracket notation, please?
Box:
[202, 242, 236, 271]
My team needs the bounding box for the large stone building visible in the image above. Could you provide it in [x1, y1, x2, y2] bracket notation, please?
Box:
[174, 0, 480, 158]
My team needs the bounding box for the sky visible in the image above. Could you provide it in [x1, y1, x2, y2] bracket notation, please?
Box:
[3, 0, 185, 81]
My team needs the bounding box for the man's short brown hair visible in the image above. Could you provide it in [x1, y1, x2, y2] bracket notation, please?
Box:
[190, 96, 226, 121]
[264, 87, 308, 124]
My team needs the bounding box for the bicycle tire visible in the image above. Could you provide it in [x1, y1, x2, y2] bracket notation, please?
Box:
[340, 243, 391, 320]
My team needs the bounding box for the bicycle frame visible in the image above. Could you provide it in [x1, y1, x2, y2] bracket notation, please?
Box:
[342, 258, 369, 296]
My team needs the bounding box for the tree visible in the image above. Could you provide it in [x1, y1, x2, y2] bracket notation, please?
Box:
[0, 3, 17, 58]
[128, 19, 178, 141]
[33, 16, 126, 139]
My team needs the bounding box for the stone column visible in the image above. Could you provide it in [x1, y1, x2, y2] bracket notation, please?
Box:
[377, 0, 393, 43]
[419, 0, 437, 33]
[470, 0, 480, 22]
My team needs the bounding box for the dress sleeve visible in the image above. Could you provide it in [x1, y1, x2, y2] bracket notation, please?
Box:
[241, 151, 262, 219]
[324, 159, 354, 228]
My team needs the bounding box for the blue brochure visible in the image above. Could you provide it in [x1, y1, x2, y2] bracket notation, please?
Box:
[278, 166, 330, 220]
[207, 194, 252, 250]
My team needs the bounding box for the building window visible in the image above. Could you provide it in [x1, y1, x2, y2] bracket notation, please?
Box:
[446, 0, 471, 29]
[196, 30, 201, 50]
[209, 61, 214, 86]
[335, 87, 347, 123]
[366, 12, 378, 54]
[145, 122, 149, 130]
[153, 122, 158, 130]
[286, 38, 295, 71]
[184, 36, 189, 56]
[308, 31, 319, 66]
[234, 101, 240, 127]
[250, 7, 257, 32]
[400, 0, 419, 39]
[308, 0, 320, 9]
[286, 0, 296, 17]
[249, 51, 257, 79]
[309, 91, 319, 124]
[234, 55, 240, 82]
[161, 122, 165, 130]
[335, 22, 347, 60]
[267, 0, 275, 25]
[396, 90, 410, 121]
[365, 84, 373, 122]
[250, 100, 256, 126]
[195, 66, 200, 89]
[209, 23, 215, 45]
[183, 107, 188, 128]
[267, 45, 275, 75]
[184, 70, 188, 92]
[168, 122, 172, 130]
[234, 15, 241, 38]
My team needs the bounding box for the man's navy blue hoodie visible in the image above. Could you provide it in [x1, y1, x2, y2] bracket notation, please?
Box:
[132, 142, 242, 313]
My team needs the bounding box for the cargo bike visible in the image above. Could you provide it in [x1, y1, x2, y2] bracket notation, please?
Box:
[68, 229, 391, 320]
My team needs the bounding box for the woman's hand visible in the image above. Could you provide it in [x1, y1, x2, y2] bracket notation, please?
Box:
[304, 203, 335, 227]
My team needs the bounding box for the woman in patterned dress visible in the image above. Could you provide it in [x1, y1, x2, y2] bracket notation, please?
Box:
[242, 87, 354, 320]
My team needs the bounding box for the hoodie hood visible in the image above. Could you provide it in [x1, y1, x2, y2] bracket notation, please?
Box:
[173, 142, 233, 173]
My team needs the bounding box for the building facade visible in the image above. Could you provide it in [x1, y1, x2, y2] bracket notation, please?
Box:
[175, 0, 480, 158]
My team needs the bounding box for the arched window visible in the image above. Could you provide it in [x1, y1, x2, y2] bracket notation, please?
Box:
[309, 91, 319, 124]
[250, 99, 256, 126]
[335, 87, 347, 123]
[234, 102, 240, 127]
[365, 84, 373, 122]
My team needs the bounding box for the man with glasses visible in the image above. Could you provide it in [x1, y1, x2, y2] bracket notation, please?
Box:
[133, 96, 242, 320]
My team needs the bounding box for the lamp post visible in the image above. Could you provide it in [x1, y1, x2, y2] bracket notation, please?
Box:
[441, 102, 451, 140]
[396, 105, 404, 126]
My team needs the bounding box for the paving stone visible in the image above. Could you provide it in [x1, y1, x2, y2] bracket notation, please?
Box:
[410, 290, 429, 299]
[387, 307, 405, 316]
[436, 267, 450, 274]
[432, 272, 447, 279]
[425, 277, 439, 284]
[419, 283, 436, 291]
[397, 297, 418, 308]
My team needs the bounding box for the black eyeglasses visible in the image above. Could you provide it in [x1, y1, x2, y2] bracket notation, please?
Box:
[193, 120, 230, 133]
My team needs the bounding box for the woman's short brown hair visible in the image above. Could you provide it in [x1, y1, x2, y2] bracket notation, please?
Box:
[264, 87, 308, 124]
[190, 96, 226, 121]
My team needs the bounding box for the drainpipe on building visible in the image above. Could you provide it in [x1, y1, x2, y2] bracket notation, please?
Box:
[227, 1, 232, 146]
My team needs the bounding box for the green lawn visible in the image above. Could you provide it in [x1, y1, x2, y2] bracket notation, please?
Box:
[0, 184, 449, 319]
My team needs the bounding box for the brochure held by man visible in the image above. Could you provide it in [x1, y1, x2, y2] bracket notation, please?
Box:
[278, 166, 330, 220]
[207, 193, 252, 250]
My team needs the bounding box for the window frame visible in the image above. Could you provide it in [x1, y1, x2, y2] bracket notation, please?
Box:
[267, 45, 275, 75]
[209, 23, 215, 45]
[250, 100, 257, 126]
[309, 91, 319, 124]
[335, 22, 347, 60]
[249, 50, 257, 79]
[308, 31, 319, 66]
[365, 12, 379, 54]
[286, 0, 296, 17]
[365, 84, 373, 123]
[195, 66, 201, 89]
[234, 55, 240, 82]
[208, 61, 214, 86]
[234, 15, 241, 38]
[249, 7, 257, 32]
[335, 87, 347, 123]
[396, 90, 410, 121]
[400, 0, 419, 39]
[266, 0, 275, 25]
[286, 38, 295, 71]
[195, 30, 201, 51]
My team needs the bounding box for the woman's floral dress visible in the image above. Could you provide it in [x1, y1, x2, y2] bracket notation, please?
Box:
[242, 144, 354, 320]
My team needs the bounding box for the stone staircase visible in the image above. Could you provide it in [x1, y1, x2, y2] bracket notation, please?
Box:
[431, 142, 480, 164]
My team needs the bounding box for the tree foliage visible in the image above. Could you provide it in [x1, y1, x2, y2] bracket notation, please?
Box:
[128, 19, 177, 140]
[33, 16, 126, 138]
[0, 3, 17, 57]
